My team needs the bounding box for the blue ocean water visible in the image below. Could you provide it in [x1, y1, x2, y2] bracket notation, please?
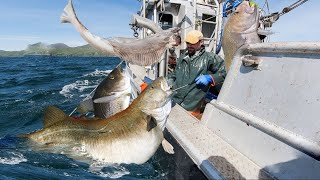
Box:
[0, 56, 176, 179]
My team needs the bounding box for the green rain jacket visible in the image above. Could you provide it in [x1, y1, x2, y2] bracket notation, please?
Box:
[168, 47, 226, 111]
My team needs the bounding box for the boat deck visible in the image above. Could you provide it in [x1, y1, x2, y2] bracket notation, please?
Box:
[167, 105, 274, 179]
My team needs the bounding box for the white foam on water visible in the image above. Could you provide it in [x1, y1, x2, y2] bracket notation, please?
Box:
[59, 80, 96, 98]
[59, 69, 112, 98]
[79, 93, 90, 98]
[71, 163, 79, 167]
[72, 145, 89, 156]
[0, 152, 27, 165]
[84, 69, 111, 77]
[26, 90, 33, 94]
[63, 172, 71, 177]
[89, 162, 130, 179]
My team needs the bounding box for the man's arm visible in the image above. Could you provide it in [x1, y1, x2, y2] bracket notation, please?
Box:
[207, 54, 227, 86]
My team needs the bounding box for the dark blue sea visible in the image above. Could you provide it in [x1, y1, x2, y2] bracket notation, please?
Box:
[0, 56, 179, 179]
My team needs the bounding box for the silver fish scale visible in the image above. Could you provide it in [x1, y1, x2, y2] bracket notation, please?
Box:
[93, 96, 129, 119]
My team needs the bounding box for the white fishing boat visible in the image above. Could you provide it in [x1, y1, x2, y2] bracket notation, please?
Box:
[126, 0, 320, 179]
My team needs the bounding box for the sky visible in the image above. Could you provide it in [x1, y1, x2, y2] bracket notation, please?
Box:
[0, 0, 318, 51]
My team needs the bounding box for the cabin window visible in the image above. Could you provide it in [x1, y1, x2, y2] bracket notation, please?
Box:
[158, 13, 173, 30]
[201, 14, 216, 38]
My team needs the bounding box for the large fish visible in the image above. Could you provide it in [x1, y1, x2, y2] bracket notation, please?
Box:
[222, 1, 261, 71]
[60, 0, 180, 66]
[24, 77, 173, 164]
[76, 64, 131, 119]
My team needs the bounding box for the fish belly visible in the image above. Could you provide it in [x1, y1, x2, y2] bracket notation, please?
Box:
[83, 127, 164, 164]
[93, 95, 130, 119]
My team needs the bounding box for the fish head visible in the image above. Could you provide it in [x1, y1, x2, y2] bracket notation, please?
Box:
[94, 63, 131, 98]
[228, 0, 259, 33]
[106, 64, 129, 90]
[138, 77, 173, 122]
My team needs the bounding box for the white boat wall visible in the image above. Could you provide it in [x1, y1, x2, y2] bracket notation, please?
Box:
[129, 0, 320, 179]
[167, 42, 320, 179]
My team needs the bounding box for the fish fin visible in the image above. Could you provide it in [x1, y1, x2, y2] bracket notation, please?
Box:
[76, 99, 94, 113]
[109, 32, 171, 66]
[93, 93, 122, 103]
[162, 138, 175, 154]
[44, 106, 69, 128]
[257, 28, 274, 36]
[60, 0, 75, 24]
[146, 116, 157, 132]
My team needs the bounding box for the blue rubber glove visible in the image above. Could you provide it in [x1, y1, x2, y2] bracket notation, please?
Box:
[195, 75, 213, 86]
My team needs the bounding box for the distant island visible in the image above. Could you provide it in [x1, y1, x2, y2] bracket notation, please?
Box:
[0, 42, 106, 57]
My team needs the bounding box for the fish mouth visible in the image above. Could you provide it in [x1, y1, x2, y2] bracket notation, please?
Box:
[162, 79, 173, 104]
[157, 80, 173, 107]
[156, 91, 173, 109]
[161, 79, 171, 92]
[245, 7, 254, 14]
[241, 1, 256, 14]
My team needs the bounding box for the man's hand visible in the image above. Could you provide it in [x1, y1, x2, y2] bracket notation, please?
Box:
[195, 75, 214, 86]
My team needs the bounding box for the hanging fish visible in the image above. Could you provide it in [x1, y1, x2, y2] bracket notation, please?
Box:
[222, 1, 261, 71]
[61, 0, 180, 66]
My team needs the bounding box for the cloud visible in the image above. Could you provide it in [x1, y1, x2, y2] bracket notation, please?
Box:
[0, 35, 40, 41]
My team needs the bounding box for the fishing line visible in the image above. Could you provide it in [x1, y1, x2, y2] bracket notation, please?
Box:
[172, 84, 189, 91]
[172, 81, 224, 92]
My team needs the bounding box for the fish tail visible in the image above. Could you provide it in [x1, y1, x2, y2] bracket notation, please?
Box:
[60, 0, 76, 24]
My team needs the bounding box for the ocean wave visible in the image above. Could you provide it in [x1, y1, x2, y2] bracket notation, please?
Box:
[0, 152, 27, 165]
[0, 56, 174, 179]
[83, 69, 111, 77]
[59, 80, 96, 98]
[79, 93, 91, 98]
[89, 162, 130, 179]
[63, 172, 71, 177]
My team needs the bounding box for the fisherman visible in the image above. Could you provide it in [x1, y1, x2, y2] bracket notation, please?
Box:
[168, 30, 226, 119]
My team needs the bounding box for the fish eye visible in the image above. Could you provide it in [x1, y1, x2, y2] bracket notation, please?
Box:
[150, 86, 154, 89]
[110, 76, 115, 80]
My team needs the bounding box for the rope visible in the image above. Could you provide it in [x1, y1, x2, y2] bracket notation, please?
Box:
[261, 0, 270, 15]
[279, 0, 308, 16]
[261, 0, 309, 24]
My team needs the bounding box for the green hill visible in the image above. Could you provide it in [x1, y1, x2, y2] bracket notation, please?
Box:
[0, 42, 106, 57]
